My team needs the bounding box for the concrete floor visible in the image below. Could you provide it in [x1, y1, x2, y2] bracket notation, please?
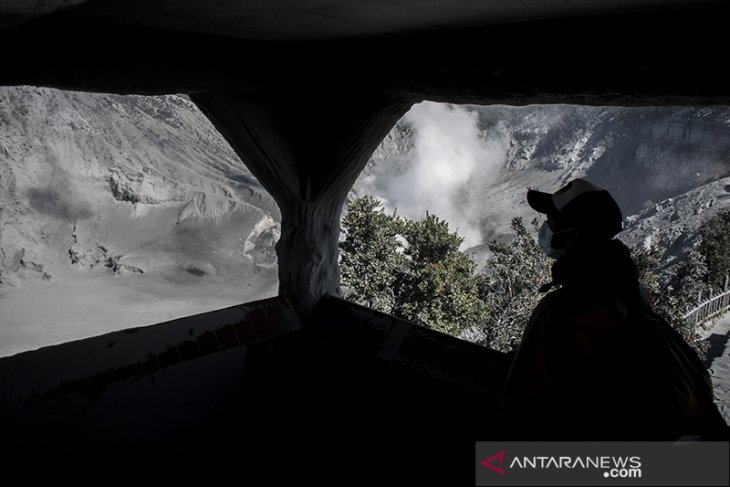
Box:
[703, 314, 730, 425]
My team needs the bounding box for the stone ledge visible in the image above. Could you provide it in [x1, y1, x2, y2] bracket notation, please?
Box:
[0, 296, 301, 409]
[309, 295, 509, 399]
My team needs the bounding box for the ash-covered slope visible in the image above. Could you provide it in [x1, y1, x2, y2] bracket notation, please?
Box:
[0, 86, 280, 356]
[354, 103, 730, 261]
[620, 176, 730, 275]
[475, 105, 730, 211]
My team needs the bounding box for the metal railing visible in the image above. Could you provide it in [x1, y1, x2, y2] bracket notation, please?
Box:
[683, 275, 730, 327]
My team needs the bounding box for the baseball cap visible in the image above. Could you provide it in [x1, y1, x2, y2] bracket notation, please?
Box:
[527, 178, 623, 240]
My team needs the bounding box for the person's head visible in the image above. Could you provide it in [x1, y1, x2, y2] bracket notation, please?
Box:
[527, 178, 622, 257]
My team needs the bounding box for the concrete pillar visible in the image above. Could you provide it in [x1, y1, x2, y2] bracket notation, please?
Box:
[192, 91, 411, 319]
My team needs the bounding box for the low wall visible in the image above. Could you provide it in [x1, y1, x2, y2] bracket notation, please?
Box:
[0, 295, 509, 484]
[0, 296, 301, 409]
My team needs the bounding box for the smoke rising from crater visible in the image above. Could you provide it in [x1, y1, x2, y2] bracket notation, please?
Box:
[372, 101, 507, 249]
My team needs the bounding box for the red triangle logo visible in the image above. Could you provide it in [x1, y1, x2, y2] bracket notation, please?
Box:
[482, 451, 507, 475]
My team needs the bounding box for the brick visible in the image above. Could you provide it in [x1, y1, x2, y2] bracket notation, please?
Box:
[197, 331, 220, 355]
[264, 306, 290, 334]
[137, 354, 160, 375]
[177, 340, 202, 361]
[233, 321, 257, 344]
[251, 310, 275, 340]
[215, 325, 239, 350]
[87, 370, 114, 390]
[113, 364, 139, 381]
[157, 347, 181, 368]
[61, 378, 89, 395]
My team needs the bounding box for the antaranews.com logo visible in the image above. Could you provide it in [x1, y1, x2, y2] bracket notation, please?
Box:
[475, 441, 729, 486]
[481, 450, 642, 478]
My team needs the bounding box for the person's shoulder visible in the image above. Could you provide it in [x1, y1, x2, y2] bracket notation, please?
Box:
[528, 288, 574, 325]
[536, 287, 572, 309]
[534, 286, 615, 322]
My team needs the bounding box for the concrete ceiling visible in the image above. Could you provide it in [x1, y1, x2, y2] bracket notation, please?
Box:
[0, 0, 728, 106]
[0, 0, 722, 40]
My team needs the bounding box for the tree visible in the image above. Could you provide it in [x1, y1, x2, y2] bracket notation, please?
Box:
[698, 209, 730, 290]
[394, 212, 486, 335]
[339, 195, 404, 314]
[633, 244, 708, 351]
[341, 201, 553, 349]
[476, 217, 552, 353]
[341, 194, 727, 359]
[665, 248, 710, 349]
[340, 196, 486, 335]
[632, 210, 730, 353]
[632, 245, 662, 299]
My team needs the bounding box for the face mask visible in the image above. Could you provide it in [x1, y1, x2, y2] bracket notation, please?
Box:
[538, 221, 566, 260]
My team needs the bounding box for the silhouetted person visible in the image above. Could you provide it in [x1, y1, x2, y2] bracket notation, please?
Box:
[498, 178, 728, 440]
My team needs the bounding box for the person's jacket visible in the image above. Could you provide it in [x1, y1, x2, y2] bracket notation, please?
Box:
[498, 238, 728, 440]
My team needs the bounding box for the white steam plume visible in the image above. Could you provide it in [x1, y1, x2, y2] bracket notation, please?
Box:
[376, 101, 506, 249]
